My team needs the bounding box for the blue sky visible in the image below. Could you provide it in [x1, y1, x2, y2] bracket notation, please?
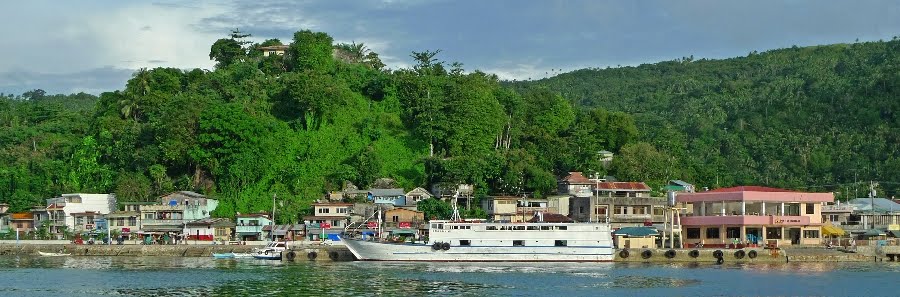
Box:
[2, 0, 900, 95]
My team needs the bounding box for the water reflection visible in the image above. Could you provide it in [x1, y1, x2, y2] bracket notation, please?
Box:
[1, 256, 899, 297]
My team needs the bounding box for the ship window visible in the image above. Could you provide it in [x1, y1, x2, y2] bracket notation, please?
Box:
[557, 226, 567, 230]
[460, 240, 471, 246]
[540, 226, 551, 230]
[527, 226, 539, 230]
[514, 226, 525, 231]
[486, 226, 497, 230]
[437, 224, 444, 229]
[513, 240, 524, 246]
[555, 240, 567, 247]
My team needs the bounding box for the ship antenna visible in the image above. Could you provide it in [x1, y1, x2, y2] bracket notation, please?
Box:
[450, 190, 462, 222]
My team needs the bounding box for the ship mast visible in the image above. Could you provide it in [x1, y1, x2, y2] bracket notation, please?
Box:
[450, 190, 461, 221]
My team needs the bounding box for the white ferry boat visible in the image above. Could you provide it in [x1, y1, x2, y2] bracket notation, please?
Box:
[342, 219, 613, 262]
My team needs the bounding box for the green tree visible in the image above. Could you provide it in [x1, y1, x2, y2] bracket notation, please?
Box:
[289, 30, 335, 73]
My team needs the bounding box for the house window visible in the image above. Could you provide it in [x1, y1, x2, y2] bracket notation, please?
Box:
[318, 208, 330, 214]
[706, 228, 720, 239]
[337, 208, 348, 214]
[806, 203, 815, 214]
[803, 230, 820, 239]
[726, 227, 740, 238]
[332, 220, 340, 226]
[513, 240, 524, 246]
[555, 240, 567, 246]
[686, 228, 701, 239]
[766, 227, 783, 240]
[144, 213, 153, 220]
[392, 216, 399, 222]
[460, 240, 471, 246]
[653, 207, 665, 216]
[614, 206, 626, 215]
[128, 217, 137, 226]
[76, 217, 84, 225]
[16, 223, 23, 228]
[594, 206, 607, 215]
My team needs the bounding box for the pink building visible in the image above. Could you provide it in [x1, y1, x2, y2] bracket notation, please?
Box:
[677, 186, 833, 248]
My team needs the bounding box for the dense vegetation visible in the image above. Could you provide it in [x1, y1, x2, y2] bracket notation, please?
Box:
[1, 30, 637, 221]
[5, 31, 900, 220]
[512, 39, 900, 200]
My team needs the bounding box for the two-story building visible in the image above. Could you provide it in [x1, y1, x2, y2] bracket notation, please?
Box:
[558, 172, 595, 198]
[45, 193, 116, 235]
[184, 218, 235, 241]
[140, 191, 218, 236]
[431, 183, 475, 208]
[9, 213, 34, 233]
[677, 186, 833, 248]
[482, 196, 550, 223]
[303, 202, 352, 239]
[404, 187, 433, 206]
[235, 213, 272, 241]
[70, 211, 102, 233]
[569, 181, 666, 228]
[368, 189, 407, 206]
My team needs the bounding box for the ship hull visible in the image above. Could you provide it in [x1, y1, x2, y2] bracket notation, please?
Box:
[343, 239, 613, 262]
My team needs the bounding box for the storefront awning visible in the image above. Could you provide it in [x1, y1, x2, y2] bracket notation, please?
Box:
[612, 227, 658, 237]
[822, 225, 845, 236]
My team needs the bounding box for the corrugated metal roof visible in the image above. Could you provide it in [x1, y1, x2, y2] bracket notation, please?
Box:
[560, 172, 593, 184]
[368, 188, 405, 196]
[847, 198, 900, 212]
[707, 186, 797, 193]
[612, 227, 658, 237]
[597, 182, 651, 191]
[10, 213, 32, 220]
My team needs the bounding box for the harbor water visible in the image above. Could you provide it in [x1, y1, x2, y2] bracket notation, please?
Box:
[0, 256, 897, 296]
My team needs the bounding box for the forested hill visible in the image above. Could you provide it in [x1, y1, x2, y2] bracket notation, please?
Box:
[1, 30, 641, 220]
[511, 39, 900, 198]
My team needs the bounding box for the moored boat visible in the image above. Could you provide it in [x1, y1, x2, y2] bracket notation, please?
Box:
[252, 241, 288, 260]
[343, 219, 613, 262]
[38, 251, 71, 257]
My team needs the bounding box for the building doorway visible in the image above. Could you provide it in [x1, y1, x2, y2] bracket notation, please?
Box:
[746, 228, 761, 245]
[789, 228, 801, 245]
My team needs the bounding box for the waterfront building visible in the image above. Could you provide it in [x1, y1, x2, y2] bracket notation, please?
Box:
[568, 178, 667, 229]
[45, 193, 116, 235]
[235, 213, 272, 241]
[184, 218, 235, 241]
[383, 208, 425, 237]
[104, 211, 140, 237]
[140, 191, 217, 236]
[70, 211, 102, 233]
[612, 226, 659, 249]
[9, 212, 34, 233]
[263, 224, 305, 241]
[822, 198, 900, 238]
[677, 186, 833, 248]
[303, 202, 352, 239]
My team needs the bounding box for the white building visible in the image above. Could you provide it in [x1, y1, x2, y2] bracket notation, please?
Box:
[46, 193, 116, 235]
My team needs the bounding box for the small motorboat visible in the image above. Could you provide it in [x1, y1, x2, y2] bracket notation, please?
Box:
[232, 253, 253, 259]
[212, 253, 235, 259]
[38, 251, 71, 257]
[252, 241, 288, 260]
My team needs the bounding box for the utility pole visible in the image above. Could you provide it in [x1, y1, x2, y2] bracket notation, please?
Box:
[870, 181, 878, 230]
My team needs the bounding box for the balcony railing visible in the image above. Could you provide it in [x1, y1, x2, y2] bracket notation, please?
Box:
[236, 225, 263, 233]
[141, 219, 184, 225]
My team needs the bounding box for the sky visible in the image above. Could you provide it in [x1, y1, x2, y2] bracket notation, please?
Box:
[2, 0, 900, 95]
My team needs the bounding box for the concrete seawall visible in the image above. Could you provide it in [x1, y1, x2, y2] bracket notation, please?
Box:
[0, 243, 355, 261]
[613, 248, 872, 263]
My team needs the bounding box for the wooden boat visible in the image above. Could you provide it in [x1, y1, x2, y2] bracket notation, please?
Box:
[212, 253, 235, 259]
[38, 251, 71, 257]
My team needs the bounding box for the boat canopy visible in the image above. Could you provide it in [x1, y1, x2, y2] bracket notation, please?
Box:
[612, 227, 658, 237]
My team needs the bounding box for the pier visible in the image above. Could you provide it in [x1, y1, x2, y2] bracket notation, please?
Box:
[0, 241, 356, 261]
